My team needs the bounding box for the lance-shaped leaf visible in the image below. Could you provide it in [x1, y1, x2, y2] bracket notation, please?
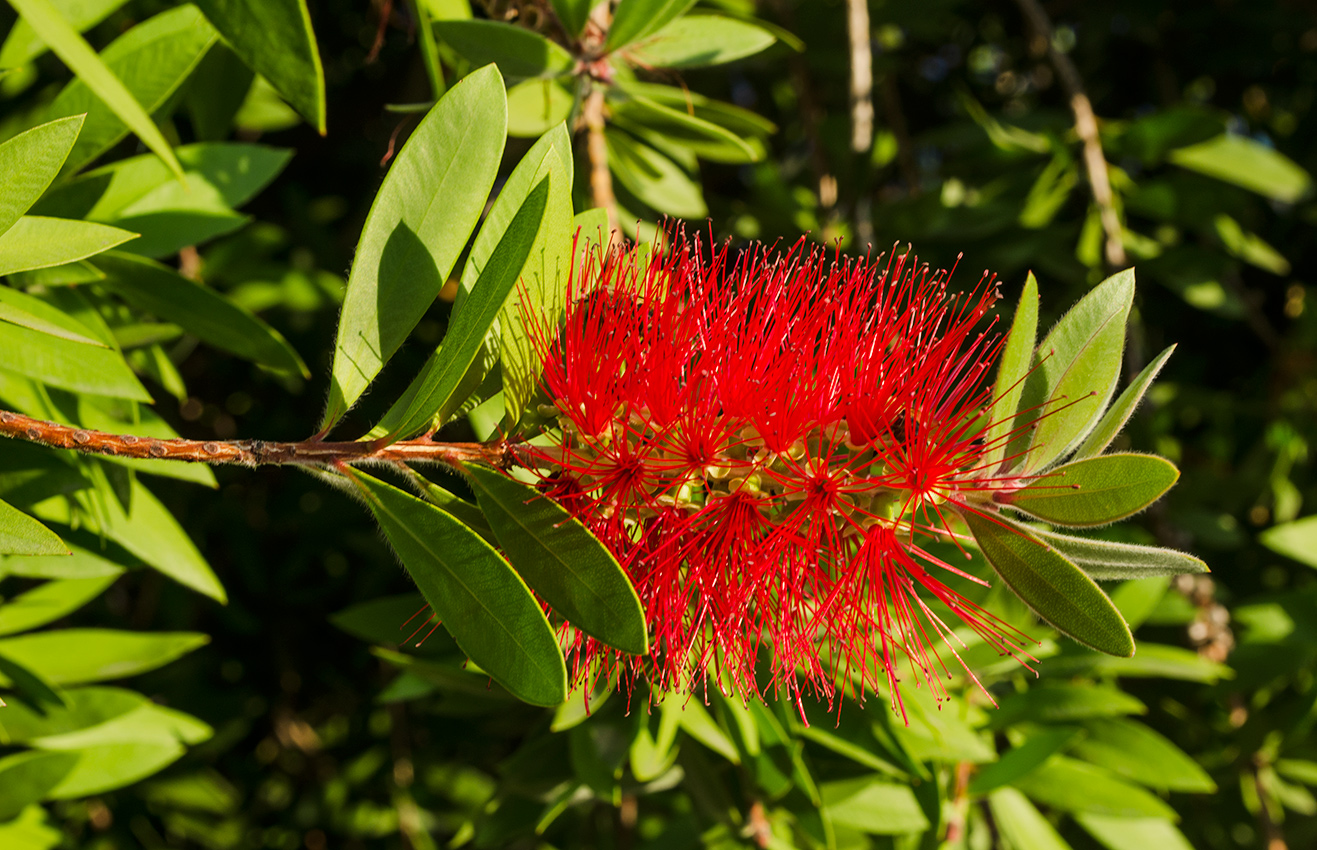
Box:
[623, 15, 776, 69]
[94, 252, 307, 377]
[987, 789, 1072, 850]
[961, 508, 1134, 657]
[323, 65, 506, 430]
[0, 115, 84, 238]
[0, 575, 116, 636]
[1000, 454, 1179, 527]
[1034, 529, 1208, 580]
[193, 0, 326, 134]
[434, 19, 575, 80]
[610, 94, 759, 163]
[0, 312, 149, 401]
[550, 0, 592, 38]
[0, 629, 208, 685]
[986, 271, 1038, 471]
[0, 216, 137, 277]
[0, 751, 78, 821]
[464, 463, 648, 655]
[1260, 515, 1317, 570]
[1017, 269, 1134, 472]
[0, 499, 68, 556]
[1072, 345, 1176, 461]
[344, 468, 567, 706]
[13, 0, 189, 179]
[0, 0, 130, 67]
[606, 0, 697, 51]
[382, 175, 551, 440]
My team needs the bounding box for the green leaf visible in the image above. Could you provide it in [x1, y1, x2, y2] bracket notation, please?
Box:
[1168, 133, 1312, 203]
[613, 80, 776, 139]
[986, 271, 1038, 470]
[1038, 642, 1229, 683]
[0, 322, 148, 401]
[13, 0, 191, 179]
[961, 508, 1134, 656]
[0, 629, 208, 685]
[622, 15, 775, 68]
[990, 683, 1145, 728]
[969, 729, 1078, 796]
[609, 93, 759, 164]
[1214, 214, 1291, 275]
[0, 115, 84, 238]
[1072, 345, 1175, 460]
[606, 0, 697, 51]
[606, 128, 707, 219]
[0, 291, 105, 346]
[1013, 756, 1178, 820]
[0, 215, 137, 276]
[549, 0, 591, 38]
[507, 79, 573, 138]
[0, 686, 146, 743]
[344, 468, 567, 706]
[403, 473, 493, 542]
[464, 464, 647, 655]
[820, 776, 930, 835]
[1033, 529, 1208, 580]
[329, 592, 431, 647]
[323, 65, 506, 430]
[1109, 576, 1169, 630]
[383, 175, 551, 440]
[988, 788, 1073, 850]
[1070, 718, 1216, 793]
[193, 0, 326, 134]
[0, 499, 69, 556]
[0, 575, 115, 636]
[1002, 454, 1179, 527]
[1016, 269, 1135, 472]
[0, 751, 78, 821]
[434, 20, 574, 80]
[0, 0, 130, 67]
[0, 542, 126, 580]
[0, 650, 66, 710]
[1075, 815, 1194, 850]
[69, 477, 226, 602]
[676, 699, 739, 763]
[1260, 515, 1317, 570]
[33, 700, 211, 749]
[94, 252, 307, 377]
[44, 741, 185, 798]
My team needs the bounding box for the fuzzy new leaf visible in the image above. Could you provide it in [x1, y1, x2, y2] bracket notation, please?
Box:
[1003, 454, 1179, 527]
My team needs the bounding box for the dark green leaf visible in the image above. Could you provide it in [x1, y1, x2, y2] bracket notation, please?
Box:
[549, 0, 591, 38]
[344, 468, 567, 706]
[0, 629, 208, 685]
[0, 215, 137, 276]
[1075, 814, 1194, 850]
[987, 788, 1073, 850]
[606, 0, 696, 51]
[0, 751, 78, 821]
[820, 776, 930, 835]
[1168, 134, 1312, 202]
[434, 20, 574, 80]
[193, 0, 326, 133]
[383, 176, 551, 440]
[1034, 529, 1208, 580]
[0, 650, 66, 710]
[989, 683, 1145, 729]
[95, 252, 307, 377]
[329, 592, 430, 647]
[1073, 345, 1176, 460]
[0, 575, 116, 636]
[986, 271, 1038, 471]
[961, 508, 1134, 656]
[323, 65, 506, 429]
[969, 729, 1078, 796]
[1003, 454, 1179, 527]
[622, 15, 775, 68]
[464, 464, 647, 655]
[1013, 756, 1178, 820]
[0, 499, 69, 557]
[1016, 269, 1135, 472]
[1071, 718, 1216, 793]
[404, 472, 493, 542]
[1260, 516, 1317, 570]
[0, 115, 84, 238]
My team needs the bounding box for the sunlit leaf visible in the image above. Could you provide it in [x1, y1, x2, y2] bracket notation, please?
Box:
[1168, 133, 1312, 203]
[0, 575, 115, 636]
[434, 19, 574, 80]
[0, 751, 77, 821]
[986, 271, 1038, 470]
[0, 216, 136, 276]
[1260, 515, 1317, 570]
[1003, 454, 1179, 527]
[1076, 815, 1194, 850]
[988, 788, 1073, 850]
[623, 15, 775, 68]
[821, 776, 930, 835]
[1034, 529, 1208, 580]
[1072, 345, 1175, 460]
[0, 629, 208, 685]
[606, 0, 696, 51]
[969, 729, 1078, 796]
[0, 0, 129, 67]
[0, 115, 84, 238]
[1070, 718, 1216, 793]
[1013, 756, 1178, 820]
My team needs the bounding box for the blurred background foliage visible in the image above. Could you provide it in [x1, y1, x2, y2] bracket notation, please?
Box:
[1, 0, 1317, 848]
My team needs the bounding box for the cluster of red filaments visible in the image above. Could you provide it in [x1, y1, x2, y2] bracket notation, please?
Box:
[527, 234, 1036, 716]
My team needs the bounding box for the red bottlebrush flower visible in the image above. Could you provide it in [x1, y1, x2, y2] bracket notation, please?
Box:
[526, 231, 1036, 714]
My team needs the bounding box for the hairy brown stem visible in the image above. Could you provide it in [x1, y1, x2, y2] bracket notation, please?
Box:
[0, 409, 519, 470]
[1013, 0, 1126, 268]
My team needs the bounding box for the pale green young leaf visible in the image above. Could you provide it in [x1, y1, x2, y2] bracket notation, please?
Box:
[465, 464, 648, 655]
[0, 115, 84, 238]
[0, 575, 116, 636]
[1013, 756, 1178, 820]
[623, 15, 775, 69]
[961, 508, 1134, 656]
[606, 0, 697, 51]
[0, 629, 208, 685]
[1038, 642, 1229, 683]
[1034, 529, 1208, 580]
[988, 788, 1074, 850]
[11, 0, 187, 179]
[0, 285, 104, 346]
[1076, 815, 1194, 850]
[94, 252, 307, 377]
[986, 271, 1038, 470]
[677, 699, 739, 763]
[0, 686, 146, 743]
[0, 322, 149, 401]
[1016, 268, 1135, 471]
[1072, 345, 1175, 460]
[1002, 453, 1179, 527]
[0, 0, 129, 67]
[193, 0, 326, 134]
[33, 700, 211, 749]
[613, 80, 777, 139]
[0, 543, 125, 580]
[434, 19, 574, 80]
[506, 79, 573, 137]
[44, 741, 185, 799]
[0, 499, 68, 556]
[323, 65, 506, 429]
[0, 216, 136, 276]
[1260, 515, 1317, 570]
[344, 468, 567, 706]
[820, 776, 930, 835]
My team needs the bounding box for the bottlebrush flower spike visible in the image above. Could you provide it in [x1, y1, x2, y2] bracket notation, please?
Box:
[522, 231, 1039, 714]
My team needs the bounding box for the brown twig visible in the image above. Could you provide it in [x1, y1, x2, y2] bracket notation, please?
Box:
[846, 0, 875, 247]
[583, 81, 621, 243]
[1013, 0, 1125, 268]
[0, 409, 518, 470]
